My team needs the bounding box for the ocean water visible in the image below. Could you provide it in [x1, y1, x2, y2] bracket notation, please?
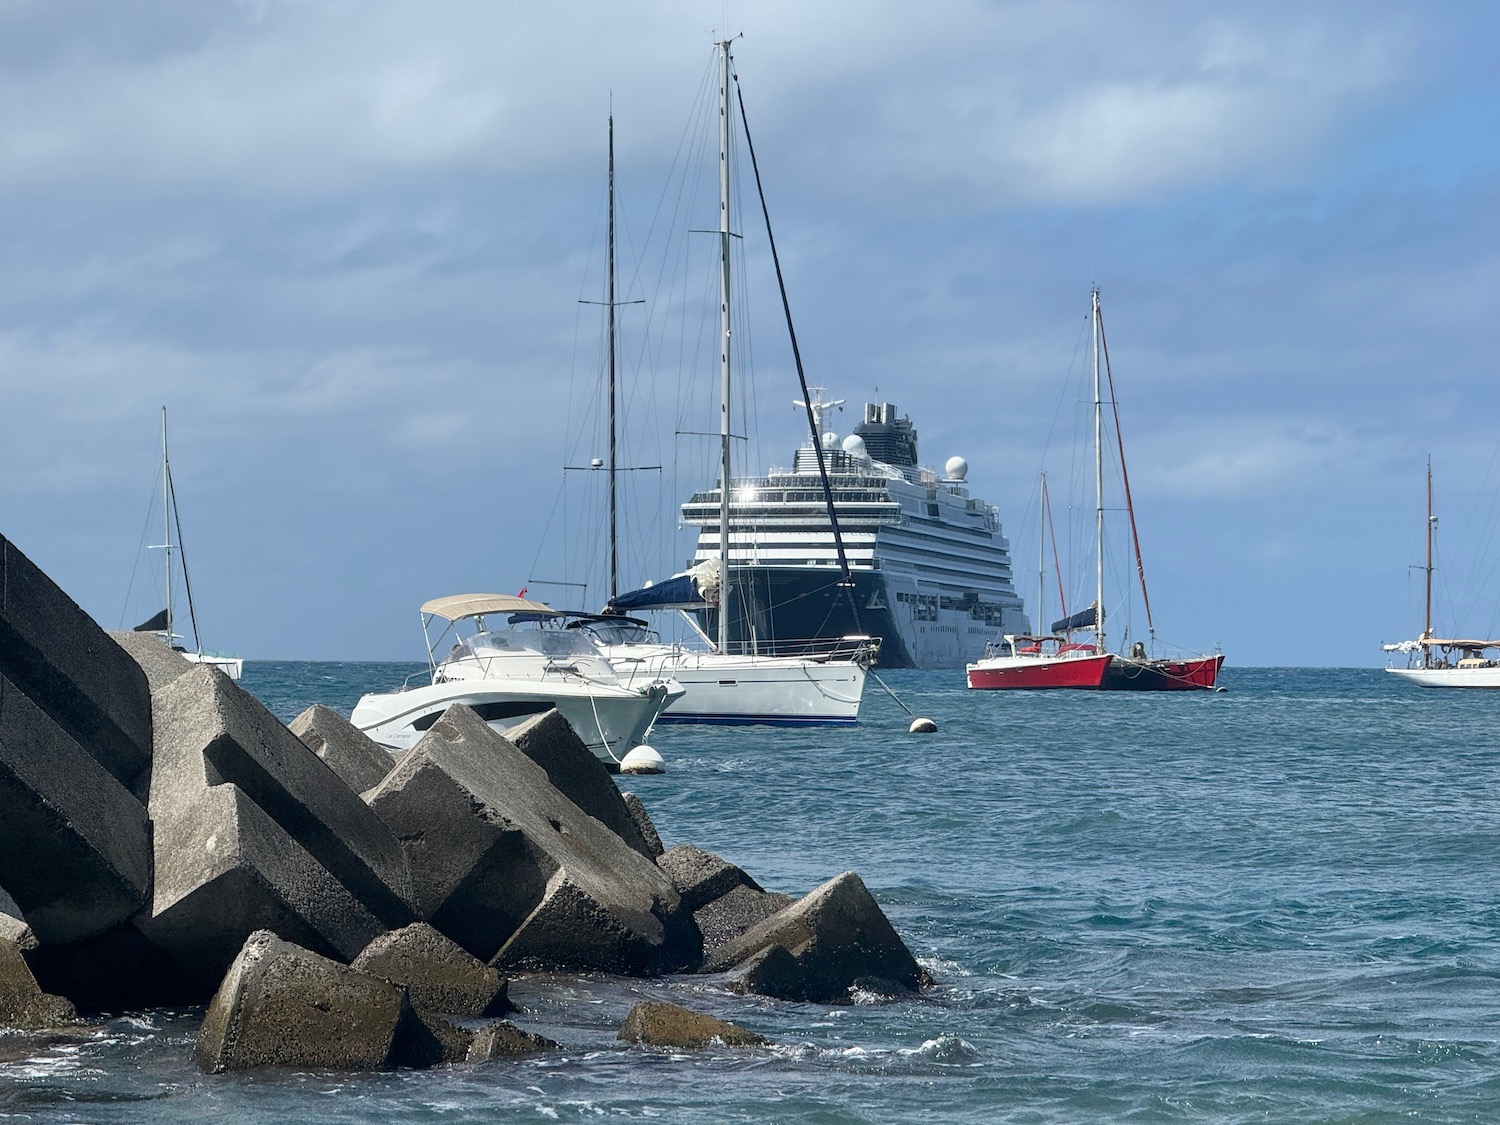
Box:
[6, 665, 1500, 1123]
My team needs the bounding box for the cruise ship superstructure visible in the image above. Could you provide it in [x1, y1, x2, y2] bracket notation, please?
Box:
[679, 394, 1030, 668]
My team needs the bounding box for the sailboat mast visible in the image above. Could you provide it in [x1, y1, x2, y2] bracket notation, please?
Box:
[160, 405, 174, 639]
[1424, 456, 1434, 669]
[1092, 288, 1105, 655]
[716, 38, 733, 655]
[1037, 473, 1047, 634]
[606, 114, 619, 601]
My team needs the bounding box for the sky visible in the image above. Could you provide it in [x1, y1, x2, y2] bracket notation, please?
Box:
[2, 0, 1499, 665]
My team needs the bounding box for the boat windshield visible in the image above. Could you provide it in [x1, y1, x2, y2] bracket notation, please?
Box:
[454, 627, 599, 660]
[583, 619, 655, 646]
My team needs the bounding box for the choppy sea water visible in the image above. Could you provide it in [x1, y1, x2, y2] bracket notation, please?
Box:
[6, 665, 1500, 1124]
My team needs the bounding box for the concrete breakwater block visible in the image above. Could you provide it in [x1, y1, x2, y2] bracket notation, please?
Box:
[289, 705, 398, 795]
[658, 845, 764, 912]
[693, 884, 794, 960]
[467, 1020, 557, 1059]
[151, 667, 416, 928]
[506, 710, 657, 858]
[367, 705, 697, 973]
[621, 791, 664, 857]
[0, 939, 76, 1030]
[0, 674, 151, 945]
[0, 535, 151, 786]
[195, 930, 405, 1072]
[0, 888, 33, 950]
[702, 871, 928, 1003]
[618, 999, 766, 1049]
[109, 630, 195, 694]
[139, 783, 395, 992]
[352, 923, 510, 1017]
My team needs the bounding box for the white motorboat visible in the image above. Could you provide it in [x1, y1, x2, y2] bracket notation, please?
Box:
[1383, 461, 1500, 687]
[131, 407, 243, 680]
[351, 594, 683, 763]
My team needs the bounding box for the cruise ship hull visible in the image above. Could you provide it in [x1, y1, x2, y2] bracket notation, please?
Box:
[694, 566, 1017, 670]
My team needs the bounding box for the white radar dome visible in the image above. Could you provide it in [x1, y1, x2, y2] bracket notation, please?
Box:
[842, 434, 867, 457]
[944, 456, 969, 481]
[822, 431, 839, 448]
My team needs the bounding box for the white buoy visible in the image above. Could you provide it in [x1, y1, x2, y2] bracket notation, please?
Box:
[619, 744, 666, 774]
[909, 717, 937, 734]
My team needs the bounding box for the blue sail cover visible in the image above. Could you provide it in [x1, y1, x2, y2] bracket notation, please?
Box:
[604, 572, 707, 613]
[1051, 603, 1098, 634]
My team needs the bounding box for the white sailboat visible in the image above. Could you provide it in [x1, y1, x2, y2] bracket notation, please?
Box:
[585, 44, 872, 725]
[1383, 459, 1500, 687]
[133, 407, 243, 680]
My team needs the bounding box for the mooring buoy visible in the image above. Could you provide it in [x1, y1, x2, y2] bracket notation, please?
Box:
[909, 717, 937, 734]
[619, 744, 666, 774]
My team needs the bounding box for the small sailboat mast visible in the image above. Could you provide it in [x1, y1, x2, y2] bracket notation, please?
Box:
[160, 406, 176, 642]
[1423, 456, 1435, 669]
[606, 114, 619, 601]
[1092, 287, 1106, 656]
[716, 37, 734, 656]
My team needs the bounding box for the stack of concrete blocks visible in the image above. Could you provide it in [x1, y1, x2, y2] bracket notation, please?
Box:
[0, 530, 931, 1067]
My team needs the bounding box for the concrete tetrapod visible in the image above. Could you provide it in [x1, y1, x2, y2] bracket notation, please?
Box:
[0, 673, 151, 945]
[289, 704, 399, 795]
[702, 871, 929, 1003]
[0, 535, 152, 787]
[366, 705, 698, 973]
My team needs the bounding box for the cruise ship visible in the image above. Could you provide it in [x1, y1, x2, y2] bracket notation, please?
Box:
[678, 394, 1030, 669]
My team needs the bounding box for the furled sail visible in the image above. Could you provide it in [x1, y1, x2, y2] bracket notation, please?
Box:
[604, 558, 721, 613]
[1051, 602, 1098, 635]
[134, 609, 170, 633]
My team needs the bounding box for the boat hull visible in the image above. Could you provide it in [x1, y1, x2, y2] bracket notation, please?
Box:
[607, 648, 866, 725]
[966, 652, 1113, 690]
[184, 652, 243, 681]
[1099, 654, 1224, 692]
[1386, 665, 1500, 688]
[350, 679, 674, 763]
[692, 566, 1025, 671]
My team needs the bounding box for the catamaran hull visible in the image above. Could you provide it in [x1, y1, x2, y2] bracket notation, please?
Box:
[350, 680, 675, 763]
[1386, 665, 1500, 688]
[184, 652, 243, 681]
[1099, 654, 1224, 692]
[608, 653, 865, 725]
[966, 652, 1113, 689]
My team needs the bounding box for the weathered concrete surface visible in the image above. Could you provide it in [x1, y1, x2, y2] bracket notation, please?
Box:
[108, 630, 195, 694]
[152, 667, 415, 929]
[195, 931, 404, 1073]
[694, 885, 794, 961]
[658, 845, 763, 912]
[703, 872, 927, 1002]
[621, 791, 663, 857]
[387, 1001, 474, 1068]
[506, 710, 655, 858]
[289, 705, 396, 795]
[618, 1000, 766, 1048]
[0, 940, 76, 1029]
[352, 923, 510, 1017]
[0, 887, 33, 950]
[0, 535, 151, 785]
[0, 674, 151, 945]
[467, 1020, 557, 1059]
[139, 782, 394, 993]
[366, 706, 696, 973]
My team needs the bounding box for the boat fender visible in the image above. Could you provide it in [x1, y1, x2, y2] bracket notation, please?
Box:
[619, 744, 666, 774]
[909, 717, 937, 734]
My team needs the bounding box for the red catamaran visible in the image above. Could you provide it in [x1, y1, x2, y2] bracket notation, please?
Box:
[1078, 287, 1223, 692]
